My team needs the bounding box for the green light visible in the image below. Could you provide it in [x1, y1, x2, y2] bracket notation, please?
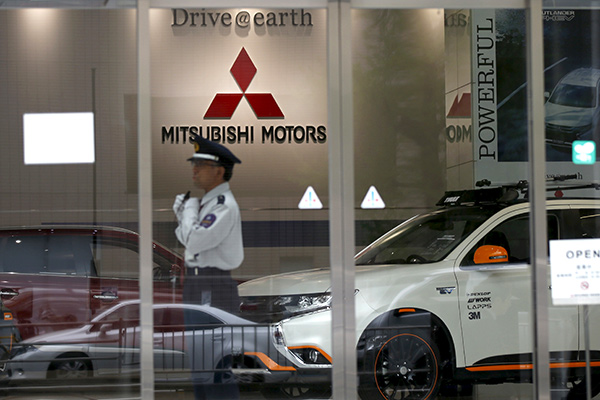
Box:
[572, 140, 596, 165]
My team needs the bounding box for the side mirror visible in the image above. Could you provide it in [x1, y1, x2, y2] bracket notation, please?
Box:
[93, 323, 113, 334]
[474, 245, 508, 264]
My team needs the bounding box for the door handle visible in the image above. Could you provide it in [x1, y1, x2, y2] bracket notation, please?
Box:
[0, 288, 19, 299]
[92, 290, 119, 301]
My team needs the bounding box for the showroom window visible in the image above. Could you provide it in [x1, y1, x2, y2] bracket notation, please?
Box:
[1, 0, 599, 399]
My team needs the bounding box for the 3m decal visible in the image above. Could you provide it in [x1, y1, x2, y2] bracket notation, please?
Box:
[468, 311, 481, 320]
[205, 48, 284, 119]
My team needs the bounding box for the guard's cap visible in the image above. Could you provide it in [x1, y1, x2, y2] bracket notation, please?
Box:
[187, 134, 241, 166]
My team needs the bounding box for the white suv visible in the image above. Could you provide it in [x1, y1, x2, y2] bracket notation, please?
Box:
[239, 184, 600, 399]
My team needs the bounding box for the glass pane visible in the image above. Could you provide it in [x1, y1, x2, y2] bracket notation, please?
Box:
[543, 4, 600, 400]
[149, 6, 330, 399]
[11, 1, 600, 399]
[0, 4, 169, 397]
[352, 9, 462, 399]
[349, 6, 578, 399]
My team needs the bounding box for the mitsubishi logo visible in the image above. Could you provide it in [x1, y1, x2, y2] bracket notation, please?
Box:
[204, 48, 284, 119]
[446, 93, 471, 118]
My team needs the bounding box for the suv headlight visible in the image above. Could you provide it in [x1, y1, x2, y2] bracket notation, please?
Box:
[240, 292, 332, 323]
[274, 293, 332, 315]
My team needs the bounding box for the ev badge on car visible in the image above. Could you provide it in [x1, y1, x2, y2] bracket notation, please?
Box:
[436, 286, 455, 295]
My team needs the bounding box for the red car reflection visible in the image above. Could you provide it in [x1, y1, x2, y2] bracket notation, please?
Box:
[0, 226, 184, 339]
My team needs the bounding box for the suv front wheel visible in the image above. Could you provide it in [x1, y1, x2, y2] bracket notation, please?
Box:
[358, 330, 442, 400]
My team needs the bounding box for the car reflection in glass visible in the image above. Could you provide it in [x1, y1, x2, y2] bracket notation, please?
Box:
[2, 300, 294, 389]
[545, 67, 600, 148]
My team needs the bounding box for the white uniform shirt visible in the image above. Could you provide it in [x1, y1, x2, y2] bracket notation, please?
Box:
[175, 182, 244, 271]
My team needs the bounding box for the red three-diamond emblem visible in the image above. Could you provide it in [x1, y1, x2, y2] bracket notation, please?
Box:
[204, 48, 284, 119]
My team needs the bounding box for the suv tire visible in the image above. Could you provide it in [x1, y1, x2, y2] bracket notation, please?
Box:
[358, 330, 441, 400]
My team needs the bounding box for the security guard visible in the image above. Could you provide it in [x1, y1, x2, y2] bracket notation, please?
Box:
[173, 134, 243, 400]
[173, 134, 244, 314]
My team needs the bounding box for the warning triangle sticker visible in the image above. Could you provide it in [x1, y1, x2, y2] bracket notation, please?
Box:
[298, 186, 323, 209]
[361, 186, 385, 209]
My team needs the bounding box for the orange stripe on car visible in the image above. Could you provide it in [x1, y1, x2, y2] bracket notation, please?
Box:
[467, 361, 600, 372]
[245, 352, 296, 371]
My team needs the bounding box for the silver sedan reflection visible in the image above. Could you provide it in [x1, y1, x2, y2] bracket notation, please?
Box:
[3, 300, 294, 386]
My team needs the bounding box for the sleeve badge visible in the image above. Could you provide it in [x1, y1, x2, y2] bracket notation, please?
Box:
[200, 214, 217, 228]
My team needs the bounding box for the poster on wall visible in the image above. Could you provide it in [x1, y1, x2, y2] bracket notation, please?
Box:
[472, 8, 600, 187]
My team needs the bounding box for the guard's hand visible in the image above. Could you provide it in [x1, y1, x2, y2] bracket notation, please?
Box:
[182, 197, 200, 212]
[180, 197, 200, 223]
[173, 193, 187, 215]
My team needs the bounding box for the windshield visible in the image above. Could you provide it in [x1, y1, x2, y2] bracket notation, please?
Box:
[355, 207, 496, 265]
[549, 83, 596, 108]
